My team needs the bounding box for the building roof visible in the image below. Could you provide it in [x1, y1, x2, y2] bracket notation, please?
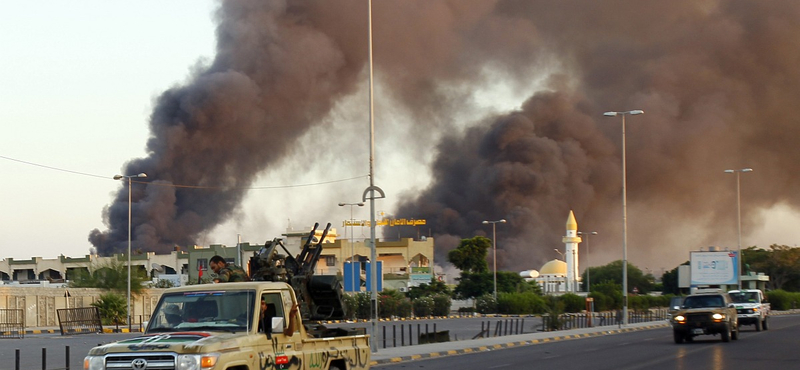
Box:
[540, 259, 567, 276]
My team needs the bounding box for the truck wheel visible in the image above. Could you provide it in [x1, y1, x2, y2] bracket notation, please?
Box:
[673, 331, 684, 344]
[721, 324, 731, 342]
[756, 319, 762, 331]
[732, 325, 739, 340]
[329, 365, 342, 370]
[762, 317, 768, 330]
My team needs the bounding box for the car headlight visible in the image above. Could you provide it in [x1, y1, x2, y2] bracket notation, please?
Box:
[673, 315, 685, 322]
[177, 354, 219, 370]
[712, 313, 724, 320]
[83, 356, 103, 370]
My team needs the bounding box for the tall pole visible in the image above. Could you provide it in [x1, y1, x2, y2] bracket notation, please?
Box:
[126, 177, 132, 331]
[339, 202, 364, 292]
[114, 172, 146, 331]
[578, 231, 597, 292]
[604, 110, 643, 326]
[725, 168, 752, 290]
[482, 219, 506, 301]
[492, 222, 497, 300]
[363, 0, 385, 353]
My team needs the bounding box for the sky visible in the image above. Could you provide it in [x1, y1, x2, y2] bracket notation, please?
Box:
[2, 1, 800, 277]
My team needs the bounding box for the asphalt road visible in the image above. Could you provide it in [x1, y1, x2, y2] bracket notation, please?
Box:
[0, 317, 536, 369]
[374, 315, 800, 370]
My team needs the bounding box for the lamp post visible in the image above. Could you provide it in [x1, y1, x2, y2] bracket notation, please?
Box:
[603, 109, 643, 326]
[482, 219, 506, 301]
[113, 172, 147, 330]
[724, 168, 753, 290]
[553, 248, 565, 260]
[339, 202, 365, 292]
[577, 231, 598, 293]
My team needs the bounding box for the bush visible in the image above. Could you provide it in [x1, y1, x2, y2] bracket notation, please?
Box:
[496, 292, 547, 315]
[767, 290, 800, 310]
[413, 297, 434, 317]
[559, 293, 585, 313]
[91, 292, 126, 325]
[379, 289, 412, 318]
[475, 294, 497, 314]
[431, 294, 452, 316]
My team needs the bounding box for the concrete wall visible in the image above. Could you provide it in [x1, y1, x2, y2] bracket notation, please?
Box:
[0, 286, 165, 328]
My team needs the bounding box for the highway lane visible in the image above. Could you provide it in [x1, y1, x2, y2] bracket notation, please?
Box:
[375, 314, 800, 370]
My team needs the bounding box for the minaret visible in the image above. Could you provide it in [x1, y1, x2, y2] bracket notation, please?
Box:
[562, 210, 582, 292]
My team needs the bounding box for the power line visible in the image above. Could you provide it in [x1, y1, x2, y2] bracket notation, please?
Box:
[0, 154, 367, 190]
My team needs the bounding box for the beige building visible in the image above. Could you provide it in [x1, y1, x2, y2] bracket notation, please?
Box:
[0, 225, 435, 328]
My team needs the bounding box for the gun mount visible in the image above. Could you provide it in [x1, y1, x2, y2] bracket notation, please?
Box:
[249, 222, 348, 322]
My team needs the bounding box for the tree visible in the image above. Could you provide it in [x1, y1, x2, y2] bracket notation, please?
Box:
[407, 278, 451, 300]
[661, 261, 689, 295]
[447, 236, 491, 273]
[91, 292, 127, 325]
[583, 260, 653, 294]
[453, 272, 493, 299]
[746, 245, 800, 291]
[69, 260, 147, 294]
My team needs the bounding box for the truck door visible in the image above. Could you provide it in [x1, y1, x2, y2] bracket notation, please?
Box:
[257, 291, 301, 369]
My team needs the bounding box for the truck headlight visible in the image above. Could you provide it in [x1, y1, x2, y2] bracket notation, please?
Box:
[177, 354, 219, 370]
[673, 315, 685, 322]
[712, 313, 724, 320]
[83, 356, 103, 370]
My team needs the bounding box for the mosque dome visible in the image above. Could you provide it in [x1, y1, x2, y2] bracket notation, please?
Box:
[539, 259, 567, 276]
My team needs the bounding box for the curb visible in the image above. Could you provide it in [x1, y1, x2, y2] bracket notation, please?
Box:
[368, 322, 669, 366]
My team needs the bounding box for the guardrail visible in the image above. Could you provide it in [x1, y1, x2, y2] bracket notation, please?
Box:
[0, 309, 25, 339]
[541, 309, 669, 331]
[56, 307, 102, 335]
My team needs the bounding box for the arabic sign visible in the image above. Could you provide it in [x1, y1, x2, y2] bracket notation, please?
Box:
[690, 251, 739, 285]
[343, 218, 427, 227]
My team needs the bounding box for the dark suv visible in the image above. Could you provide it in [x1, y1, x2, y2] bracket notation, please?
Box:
[671, 292, 739, 343]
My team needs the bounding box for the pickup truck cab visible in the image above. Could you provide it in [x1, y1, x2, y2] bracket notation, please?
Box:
[728, 289, 770, 331]
[84, 282, 370, 370]
[671, 291, 739, 343]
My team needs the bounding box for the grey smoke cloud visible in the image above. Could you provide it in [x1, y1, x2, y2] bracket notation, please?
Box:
[91, 1, 800, 274]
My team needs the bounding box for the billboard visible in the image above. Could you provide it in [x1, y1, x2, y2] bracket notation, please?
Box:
[690, 251, 739, 286]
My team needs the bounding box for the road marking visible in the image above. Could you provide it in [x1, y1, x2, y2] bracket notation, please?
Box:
[488, 364, 511, 369]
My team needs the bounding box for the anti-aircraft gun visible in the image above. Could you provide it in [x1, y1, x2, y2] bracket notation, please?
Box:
[249, 222, 350, 330]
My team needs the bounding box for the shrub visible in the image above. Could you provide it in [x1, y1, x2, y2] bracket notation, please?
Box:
[413, 297, 434, 317]
[766, 290, 800, 310]
[431, 294, 452, 316]
[559, 293, 585, 313]
[496, 292, 546, 315]
[91, 292, 126, 325]
[475, 294, 497, 314]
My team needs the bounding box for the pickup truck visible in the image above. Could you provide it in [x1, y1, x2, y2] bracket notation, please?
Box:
[671, 291, 739, 343]
[83, 281, 370, 370]
[728, 289, 770, 331]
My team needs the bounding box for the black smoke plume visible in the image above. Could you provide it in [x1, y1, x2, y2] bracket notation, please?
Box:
[92, 1, 800, 274]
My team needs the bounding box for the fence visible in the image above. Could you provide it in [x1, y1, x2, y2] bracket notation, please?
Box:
[0, 309, 25, 339]
[541, 309, 669, 331]
[56, 307, 102, 335]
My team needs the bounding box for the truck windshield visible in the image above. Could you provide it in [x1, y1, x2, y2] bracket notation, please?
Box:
[730, 292, 758, 303]
[682, 295, 724, 308]
[146, 289, 256, 333]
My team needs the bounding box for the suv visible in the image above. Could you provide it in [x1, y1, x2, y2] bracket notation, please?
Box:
[671, 291, 739, 343]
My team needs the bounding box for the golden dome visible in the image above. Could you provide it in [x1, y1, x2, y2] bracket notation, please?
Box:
[540, 259, 567, 276]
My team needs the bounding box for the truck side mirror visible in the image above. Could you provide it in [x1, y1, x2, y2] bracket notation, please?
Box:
[271, 317, 284, 333]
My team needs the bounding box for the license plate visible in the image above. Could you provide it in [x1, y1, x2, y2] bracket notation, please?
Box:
[692, 328, 704, 335]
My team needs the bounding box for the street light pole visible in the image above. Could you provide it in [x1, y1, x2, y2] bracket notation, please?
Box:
[724, 168, 753, 290]
[578, 231, 597, 293]
[113, 172, 147, 331]
[482, 219, 506, 301]
[603, 109, 643, 326]
[339, 202, 365, 292]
